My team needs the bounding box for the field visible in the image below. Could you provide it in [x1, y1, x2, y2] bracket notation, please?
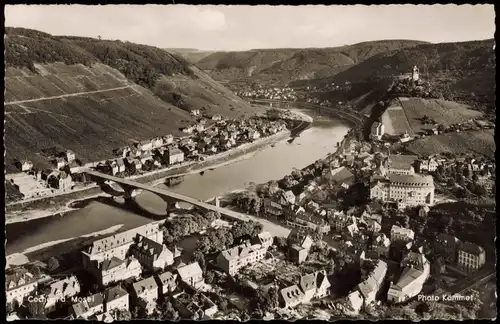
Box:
[381, 105, 413, 136]
[399, 97, 482, 133]
[4, 64, 194, 172]
[405, 129, 495, 158]
[381, 97, 483, 136]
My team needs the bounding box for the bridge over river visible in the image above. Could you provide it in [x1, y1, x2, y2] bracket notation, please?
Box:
[84, 169, 292, 238]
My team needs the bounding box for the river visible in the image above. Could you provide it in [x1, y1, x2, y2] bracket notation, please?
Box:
[5, 111, 350, 257]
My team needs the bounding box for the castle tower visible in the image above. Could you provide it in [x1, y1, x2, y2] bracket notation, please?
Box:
[411, 65, 419, 82]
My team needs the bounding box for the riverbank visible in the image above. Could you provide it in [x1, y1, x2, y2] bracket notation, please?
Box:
[6, 129, 292, 225]
[6, 111, 349, 267]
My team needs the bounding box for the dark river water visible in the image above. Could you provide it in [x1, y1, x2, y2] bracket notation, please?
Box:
[6, 110, 349, 256]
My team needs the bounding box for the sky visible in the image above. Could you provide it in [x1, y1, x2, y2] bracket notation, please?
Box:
[5, 4, 495, 51]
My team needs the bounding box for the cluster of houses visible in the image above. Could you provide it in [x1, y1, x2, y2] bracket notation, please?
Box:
[9, 149, 78, 199]
[97, 117, 287, 177]
[434, 234, 486, 274]
[237, 86, 297, 101]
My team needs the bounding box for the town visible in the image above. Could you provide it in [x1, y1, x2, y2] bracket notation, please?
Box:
[6, 113, 288, 203]
[6, 67, 495, 321]
[4, 5, 495, 322]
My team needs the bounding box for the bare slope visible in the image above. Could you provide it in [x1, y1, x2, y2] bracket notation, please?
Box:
[196, 40, 428, 84]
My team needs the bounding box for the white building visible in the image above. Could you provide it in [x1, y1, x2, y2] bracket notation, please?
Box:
[43, 275, 81, 311]
[132, 276, 158, 315]
[357, 260, 388, 307]
[104, 285, 129, 313]
[387, 252, 430, 303]
[217, 242, 268, 276]
[21, 160, 34, 172]
[72, 292, 104, 319]
[129, 235, 174, 271]
[411, 65, 419, 82]
[155, 271, 178, 296]
[82, 223, 163, 268]
[390, 225, 415, 243]
[6, 268, 38, 306]
[166, 147, 185, 165]
[457, 242, 486, 273]
[177, 262, 204, 289]
[370, 174, 435, 206]
[370, 122, 385, 140]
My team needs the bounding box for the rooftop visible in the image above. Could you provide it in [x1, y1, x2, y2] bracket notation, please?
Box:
[132, 276, 158, 295]
[104, 285, 128, 302]
[460, 242, 485, 255]
[177, 262, 203, 281]
[388, 173, 434, 186]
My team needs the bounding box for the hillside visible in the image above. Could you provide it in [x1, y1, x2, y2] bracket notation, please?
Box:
[380, 97, 483, 136]
[195, 40, 428, 85]
[327, 39, 495, 113]
[405, 129, 495, 159]
[4, 27, 260, 172]
[167, 49, 216, 64]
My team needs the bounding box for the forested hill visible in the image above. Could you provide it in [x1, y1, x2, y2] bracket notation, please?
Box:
[194, 40, 430, 84]
[326, 39, 496, 113]
[4, 27, 259, 172]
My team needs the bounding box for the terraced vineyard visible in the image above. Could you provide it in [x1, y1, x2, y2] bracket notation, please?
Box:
[399, 97, 483, 133]
[405, 129, 495, 158]
[4, 64, 193, 172]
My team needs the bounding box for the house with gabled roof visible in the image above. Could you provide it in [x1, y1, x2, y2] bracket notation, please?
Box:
[6, 267, 38, 306]
[72, 292, 104, 319]
[104, 285, 129, 314]
[279, 285, 305, 309]
[98, 256, 142, 286]
[132, 276, 158, 315]
[357, 260, 387, 307]
[155, 271, 178, 296]
[217, 242, 268, 276]
[287, 229, 314, 265]
[280, 190, 296, 206]
[387, 252, 430, 303]
[130, 234, 174, 271]
[177, 262, 204, 289]
[42, 275, 81, 312]
[251, 231, 274, 250]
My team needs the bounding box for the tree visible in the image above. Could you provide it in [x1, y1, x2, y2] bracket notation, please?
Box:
[158, 300, 179, 321]
[192, 250, 206, 272]
[472, 173, 479, 182]
[47, 256, 60, 273]
[205, 270, 215, 284]
[274, 236, 287, 251]
[115, 309, 132, 321]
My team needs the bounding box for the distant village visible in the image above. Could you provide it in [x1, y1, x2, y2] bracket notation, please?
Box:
[6, 113, 287, 202]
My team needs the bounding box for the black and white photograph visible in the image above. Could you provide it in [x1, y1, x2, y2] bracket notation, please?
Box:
[4, 4, 496, 321]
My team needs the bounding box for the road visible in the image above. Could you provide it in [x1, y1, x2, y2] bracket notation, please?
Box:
[4, 85, 132, 105]
[436, 267, 496, 296]
[84, 169, 292, 238]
